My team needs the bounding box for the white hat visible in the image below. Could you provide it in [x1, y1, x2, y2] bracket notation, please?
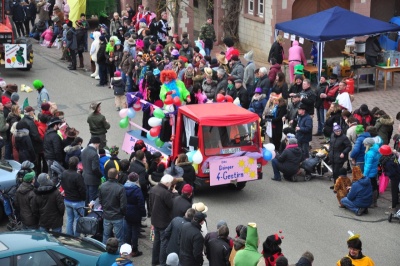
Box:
[192, 202, 208, 213]
[166, 252, 179, 266]
[120, 243, 132, 255]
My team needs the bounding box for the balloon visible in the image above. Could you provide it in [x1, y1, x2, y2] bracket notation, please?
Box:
[173, 96, 181, 106]
[6, 58, 11, 64]
[119, 108, 129, 118]
[165, 104, 175, 113]
[148, 117, 162, 127]
[233, 97, 241, 106]
[133, 103, 142, 111]
[225, 95, 234, 102]
[127, 108, 136, 118]
[262, 148, 272, 161]
[147, 131, 157, 141]
[165, 95, 173, 105]
[155, 138, 164, 148]
[119, 117, 129, 128]
[153, 108, 165, 119]
[264, 143, 275, 152]
[216, 94, 225, 102]
[11, 57, 16, 63]
[149, 126, 161, 137]
[186, 150, 196, 163]
[271, 150, 276, 160]
[261, 159, 268, 166]
[192, 149, 203, 164]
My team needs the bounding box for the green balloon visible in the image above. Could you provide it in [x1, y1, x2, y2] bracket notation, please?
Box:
[119, 117, 129, 128]
[153, 108, 165, 119]
[155, 138, 164, 148]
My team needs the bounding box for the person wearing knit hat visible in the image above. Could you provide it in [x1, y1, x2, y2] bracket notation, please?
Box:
[32, 80, 50, 111]
[275, 256, 288, 266]
[350, 125, 371, 173]
[328, 122, 352, 189]
[293, 251, 314, 266]
[10, 92, 19, 104]
[32, 173, 65, 232]
[288, 74, 303, 98]
[334, 167, 352, 207]
[16, 170, 38, 229]
[171, 182, 193, 218]
[166, 252, 179, 266]
[336, 234, 374, 265]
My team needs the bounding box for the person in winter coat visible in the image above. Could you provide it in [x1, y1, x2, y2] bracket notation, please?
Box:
[229, 226, 247, 265]
[11, 0, 26, 37]
[295, 104, 313, 160]
[235, 79, 250, 109]
[268, 58, 282, 86]
[40, 26, 54, 47]
[353, 104, 372, 129]
[270, 97, 287, 150]
[96, 36, 108, 86]
[15, 171, 38, 229]
[262, 234, 284, 266]
[379, 145, 400, 213]
[165, 208, 195, 256]
[30, 20, 46, 41]
[314, 75, 329, 136]
[128, 150, 150, 215]
[283, 94, 301, 129]
[149, 175, 178, 266]
[374, 112, 394, 145]
[110, 12, 123, 35]
[323, 103, 343, 139]
[230, 55, 245, 81]
[111, 71, 126, 111]
[206, 225, 232, 266]
[288, 40, 307, 83]
[225, 76, 237, 100]
[60, 156, 86, 236]
[329, 123, 352, 187]
[341, 166, 372, 215]
[362, 137, 381, 208]
[292, 251, 314, 266]
[256, 67, 271, 96]
[172, 184, 193, 218]
[176, 154, 196, 188]
[249, 87, 267, 119]
[22, 106, 44, 171]
[87, 102, 110, 149]
[75, 20, 86, 68]
[179, 212, 206, 266]
[299, 79, 316, 116]
[271, 137, 303, 181]
[64, 137, 83, 164]
[43, 117, 63, 179]
[336, 236, 375, 266]
[96, 238, 120, 266]
[346, 116, 359, 145]
[90, 31, 101, 79]
[202, 75, 217, 101]
[123, 172, 146, 257]
[320, 74, 339, 112]
[288, 75, 303, 96]
[268, 35, 284, 64]
[271, 72, 289, 99]
[37, 0, 50, 28]
[350, 126, 369, 171]
[32, 79, 50, 111]
[243, 50, 256, 97]
[81, 137, 102, 203]
[32, 173, 65, 232]
[14, 120, 36, 164]
[103, 146, 121, 180]
[234, 222, 265, 266]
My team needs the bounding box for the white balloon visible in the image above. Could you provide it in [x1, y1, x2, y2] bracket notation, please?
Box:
[233, 97, 241, 106]
[271, 150, 276, 160]
[264, 143, 275, 152]
[148, 117, 162, 127]
[192, 149, 204, 164]
[165, 104, 175, 113]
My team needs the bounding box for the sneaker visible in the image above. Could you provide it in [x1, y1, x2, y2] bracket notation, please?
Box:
[271, 177, 282, 181]
[116, 107, 121, 111]
[356, 208, 366, 216]
[131, 251, 143, 257]
[329, 186, 334, 189]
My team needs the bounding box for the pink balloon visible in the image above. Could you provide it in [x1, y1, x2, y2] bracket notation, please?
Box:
[119, 108, 129, 118]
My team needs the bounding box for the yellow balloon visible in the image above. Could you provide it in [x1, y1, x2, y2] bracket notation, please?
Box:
[11, 57, 16, 63]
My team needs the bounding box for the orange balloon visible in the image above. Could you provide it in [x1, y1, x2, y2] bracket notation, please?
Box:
[225, 95, 234, 102]
[216, 94, 225, 102]
[165, 95, 173, 105]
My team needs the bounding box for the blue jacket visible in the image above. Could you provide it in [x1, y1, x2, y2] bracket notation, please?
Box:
[350, 132, 370, 163]
[99, 155, 110, 177]
[347, 177, 372, 208]
[96, 252, 119, 266]
[363, 144, 381, 178]
[124, 181, 146, 224]
[249, 95, 267, 118]
[296, 113, 313, 143]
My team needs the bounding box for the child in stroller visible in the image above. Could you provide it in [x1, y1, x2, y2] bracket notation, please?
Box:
[300, 144, 333, 181]
[76, 199, 104, 241]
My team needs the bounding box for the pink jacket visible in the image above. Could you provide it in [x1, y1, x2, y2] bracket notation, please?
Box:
[288, 40, 307, 65]
[41, 29, 54, 42]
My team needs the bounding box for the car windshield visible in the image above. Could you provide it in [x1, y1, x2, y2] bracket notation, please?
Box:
[50, 234, 105, 254]
[202, 122, 259, 156]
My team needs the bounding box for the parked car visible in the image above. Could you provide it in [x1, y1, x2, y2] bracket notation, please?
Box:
[0, 230, 106, 265]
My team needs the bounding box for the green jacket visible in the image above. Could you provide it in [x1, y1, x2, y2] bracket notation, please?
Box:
[87, 112, 110, 135]
[199, 23, 216, 41]
[234, 224, 263, 266]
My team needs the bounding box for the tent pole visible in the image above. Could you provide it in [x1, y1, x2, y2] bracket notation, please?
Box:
[274, 29, 279, 41]
[317, 42, 324, 84]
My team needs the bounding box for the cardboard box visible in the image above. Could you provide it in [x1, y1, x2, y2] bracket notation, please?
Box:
[341, 66, 351, 77]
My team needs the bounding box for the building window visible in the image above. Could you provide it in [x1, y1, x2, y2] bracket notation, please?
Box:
[258, 0, 264, 17]
[244, 0, 265, 21]
[248, 0, 254, 15]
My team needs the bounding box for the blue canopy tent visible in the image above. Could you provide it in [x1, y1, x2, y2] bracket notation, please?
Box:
[275, 6, 400, 80]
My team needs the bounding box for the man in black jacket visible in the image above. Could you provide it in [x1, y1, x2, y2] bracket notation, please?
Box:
[179, 212, 206, 266]
[299, 79, 316, 116]
[234, 79, 249, 109]
[206, 225, 231, 266]
[66, 21, 77, 70]
[172, 184, 193, 218]
[43, 117, 63, 182]
[81, 137, 102, 203]
[15, 171, 38, 229]
[271, 137, 303, 181]
[149, 174, 178, 266]
[22, 106, 44, 173]
[129, 150, 150, 217]
[314, 75, 329, 136]
[60, 156, 86, 236]
[96, 35, 108, 87]
[99, 168, 127, 247]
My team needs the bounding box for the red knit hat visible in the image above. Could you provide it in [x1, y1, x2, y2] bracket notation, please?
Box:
[1, 96, 11, 105]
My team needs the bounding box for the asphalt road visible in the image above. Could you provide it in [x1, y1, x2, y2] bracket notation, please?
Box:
[0, 45, 399, 265]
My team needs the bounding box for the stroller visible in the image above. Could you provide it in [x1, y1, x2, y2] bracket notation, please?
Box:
[76, 204, 104, 242]
[0, 185, 22, 231]
[300, 144, 333, 181]
[388, 209, 400, 223]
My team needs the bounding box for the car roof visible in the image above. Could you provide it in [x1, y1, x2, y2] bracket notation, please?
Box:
[0, 231, 61, 252]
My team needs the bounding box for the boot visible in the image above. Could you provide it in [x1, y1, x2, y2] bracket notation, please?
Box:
[47, 43, 53, 48]
[79, 57, 84, 68]
[370, 190, 378, 208]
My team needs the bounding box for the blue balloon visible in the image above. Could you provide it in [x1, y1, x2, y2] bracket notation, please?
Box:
[263, 148, 272, 161]
[186, 150, 196, 163]
[127, 108, 136, 119]
[147, 131, 157, 141]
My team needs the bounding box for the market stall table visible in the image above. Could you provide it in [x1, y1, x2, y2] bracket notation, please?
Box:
[341, 51, 365, 66]
[375, 65, 400, 91]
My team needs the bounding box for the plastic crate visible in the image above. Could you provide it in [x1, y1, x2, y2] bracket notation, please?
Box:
[341, 66, 351, 77]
